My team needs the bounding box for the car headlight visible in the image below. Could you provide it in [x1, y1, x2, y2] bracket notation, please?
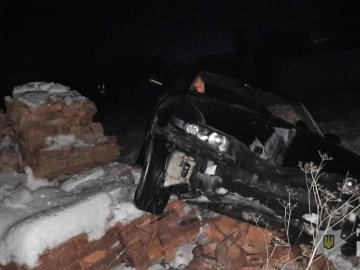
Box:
[342, 178, 358, 194]
[185, 124, 200, 136]
[173, 117, 229, 152]
[208, 132, 229, 152]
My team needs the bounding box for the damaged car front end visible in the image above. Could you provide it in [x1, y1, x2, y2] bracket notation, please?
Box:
[134, 69, 360, 251]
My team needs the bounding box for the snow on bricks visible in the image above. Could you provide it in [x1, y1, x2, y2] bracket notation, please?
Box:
[3, 82, 120, 178]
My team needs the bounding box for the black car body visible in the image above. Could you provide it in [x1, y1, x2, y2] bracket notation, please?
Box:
[134, 69, 360, 248]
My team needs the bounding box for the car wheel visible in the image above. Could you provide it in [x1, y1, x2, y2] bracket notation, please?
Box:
[134, 136, 171, 215]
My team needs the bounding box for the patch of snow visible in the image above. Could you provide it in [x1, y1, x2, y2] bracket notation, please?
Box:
[64, 96, 73, 105]
[169, 244, 196, 268]
[110, 265, 137, 270]
[131, 167, 142, 185]
[0, 163, 140, 268]
[3, 188, 33, 208]
[0, 172, 26, 191]
[329, 253, 357, 270]
[204, 161, 217, 175]
[0, 192, 112, 267]
[185, 195, 211, 203]
[147, 244, 196, 270]
[24, 166, 53, 191]
[12, 82, 89, 108]
[60, 163, 134, 201]
[183, 204, 193, 215]
[109, 202, 144, 226]
[61, 167, 106, 192]
[147, 265, 166, 270]
[13, 82, 69, 96]
[4, 96, 12, 103]
[17, 91, 49, 108]
[215, 187, 228, 195]
[302, 213, 318, 224]
[348, 212, 357, 222]
[44, 134, 93, 150]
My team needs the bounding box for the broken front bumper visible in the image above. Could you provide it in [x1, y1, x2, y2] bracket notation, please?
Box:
[155, 123, 239, 191]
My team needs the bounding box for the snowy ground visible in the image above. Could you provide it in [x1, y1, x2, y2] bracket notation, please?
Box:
[0, 163, 199, 270]
[0, 163, 142, 268]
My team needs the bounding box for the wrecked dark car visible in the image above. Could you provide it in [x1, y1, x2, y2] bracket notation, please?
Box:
[134, 69, 360, 250]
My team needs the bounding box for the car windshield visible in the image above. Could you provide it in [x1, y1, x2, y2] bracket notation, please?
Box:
[189, 71, 258, 108]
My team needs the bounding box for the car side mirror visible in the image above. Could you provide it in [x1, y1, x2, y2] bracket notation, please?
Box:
[324, 133, 340, 144]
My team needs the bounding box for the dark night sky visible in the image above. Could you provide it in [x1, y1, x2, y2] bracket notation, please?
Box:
[1, 1, 360, 94]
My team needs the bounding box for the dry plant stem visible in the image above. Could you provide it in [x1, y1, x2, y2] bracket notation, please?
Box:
[253, 217, 274, 270]
[298, 154, 360, 270]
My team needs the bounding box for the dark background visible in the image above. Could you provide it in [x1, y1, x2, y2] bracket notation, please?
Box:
[1, 0, 360, 163]
[1, 1, 360, 100]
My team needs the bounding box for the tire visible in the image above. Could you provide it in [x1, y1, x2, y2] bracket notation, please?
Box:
[134, 136, 171, 215]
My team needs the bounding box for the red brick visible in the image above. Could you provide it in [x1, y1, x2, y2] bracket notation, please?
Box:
[163, 248, 177, 262]
[270, 245, 301, 265]
[40, 239, 78, 263]
[77, 241, 101, 259]
[212, 215, 240, 236]
[91, 230, 120, 251]
[127, 253, 150, 270]
[61, 262, 82, 270]
[168, 217, 200, 239]
[192, 242, 217, 258]
[309, 255, 335, 270]
[119, 224, 140, 245]
[127, 238, 144, 254]
[215, 239, 246, 269]
[34, 261, 62, 270]
[159, 233, 178, 256]
[79, 249, 106, 269]
[236, 236, 261, 255]
[0, 262, 18, 270]
[246, 225, 273, 255]
[245, 254, 264, 266]
[108, 240, 122, 252]
[146, 239, 163, 262]
[88, 248, 126, 270]
[136, 229, 155, 246]
[133, 214, 157, 229]
[165, 200, 187, 217]
[202, 223, 225, 242]
[73, 234, 89, 249]
[58, 253, 79, 268]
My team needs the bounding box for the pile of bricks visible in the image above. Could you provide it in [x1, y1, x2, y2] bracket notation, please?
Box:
[0, 200, 201, 270]
[1, 82, 120, 178]
[0, 200, 337, 270]
[189, 215, 300, 270]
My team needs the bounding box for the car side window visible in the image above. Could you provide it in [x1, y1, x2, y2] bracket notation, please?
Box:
[189, 72, 257, 108]
[190, 74, 206, 94]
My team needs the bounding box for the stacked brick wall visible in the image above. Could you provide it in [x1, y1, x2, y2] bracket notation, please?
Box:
[1, 86, 120, 178]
